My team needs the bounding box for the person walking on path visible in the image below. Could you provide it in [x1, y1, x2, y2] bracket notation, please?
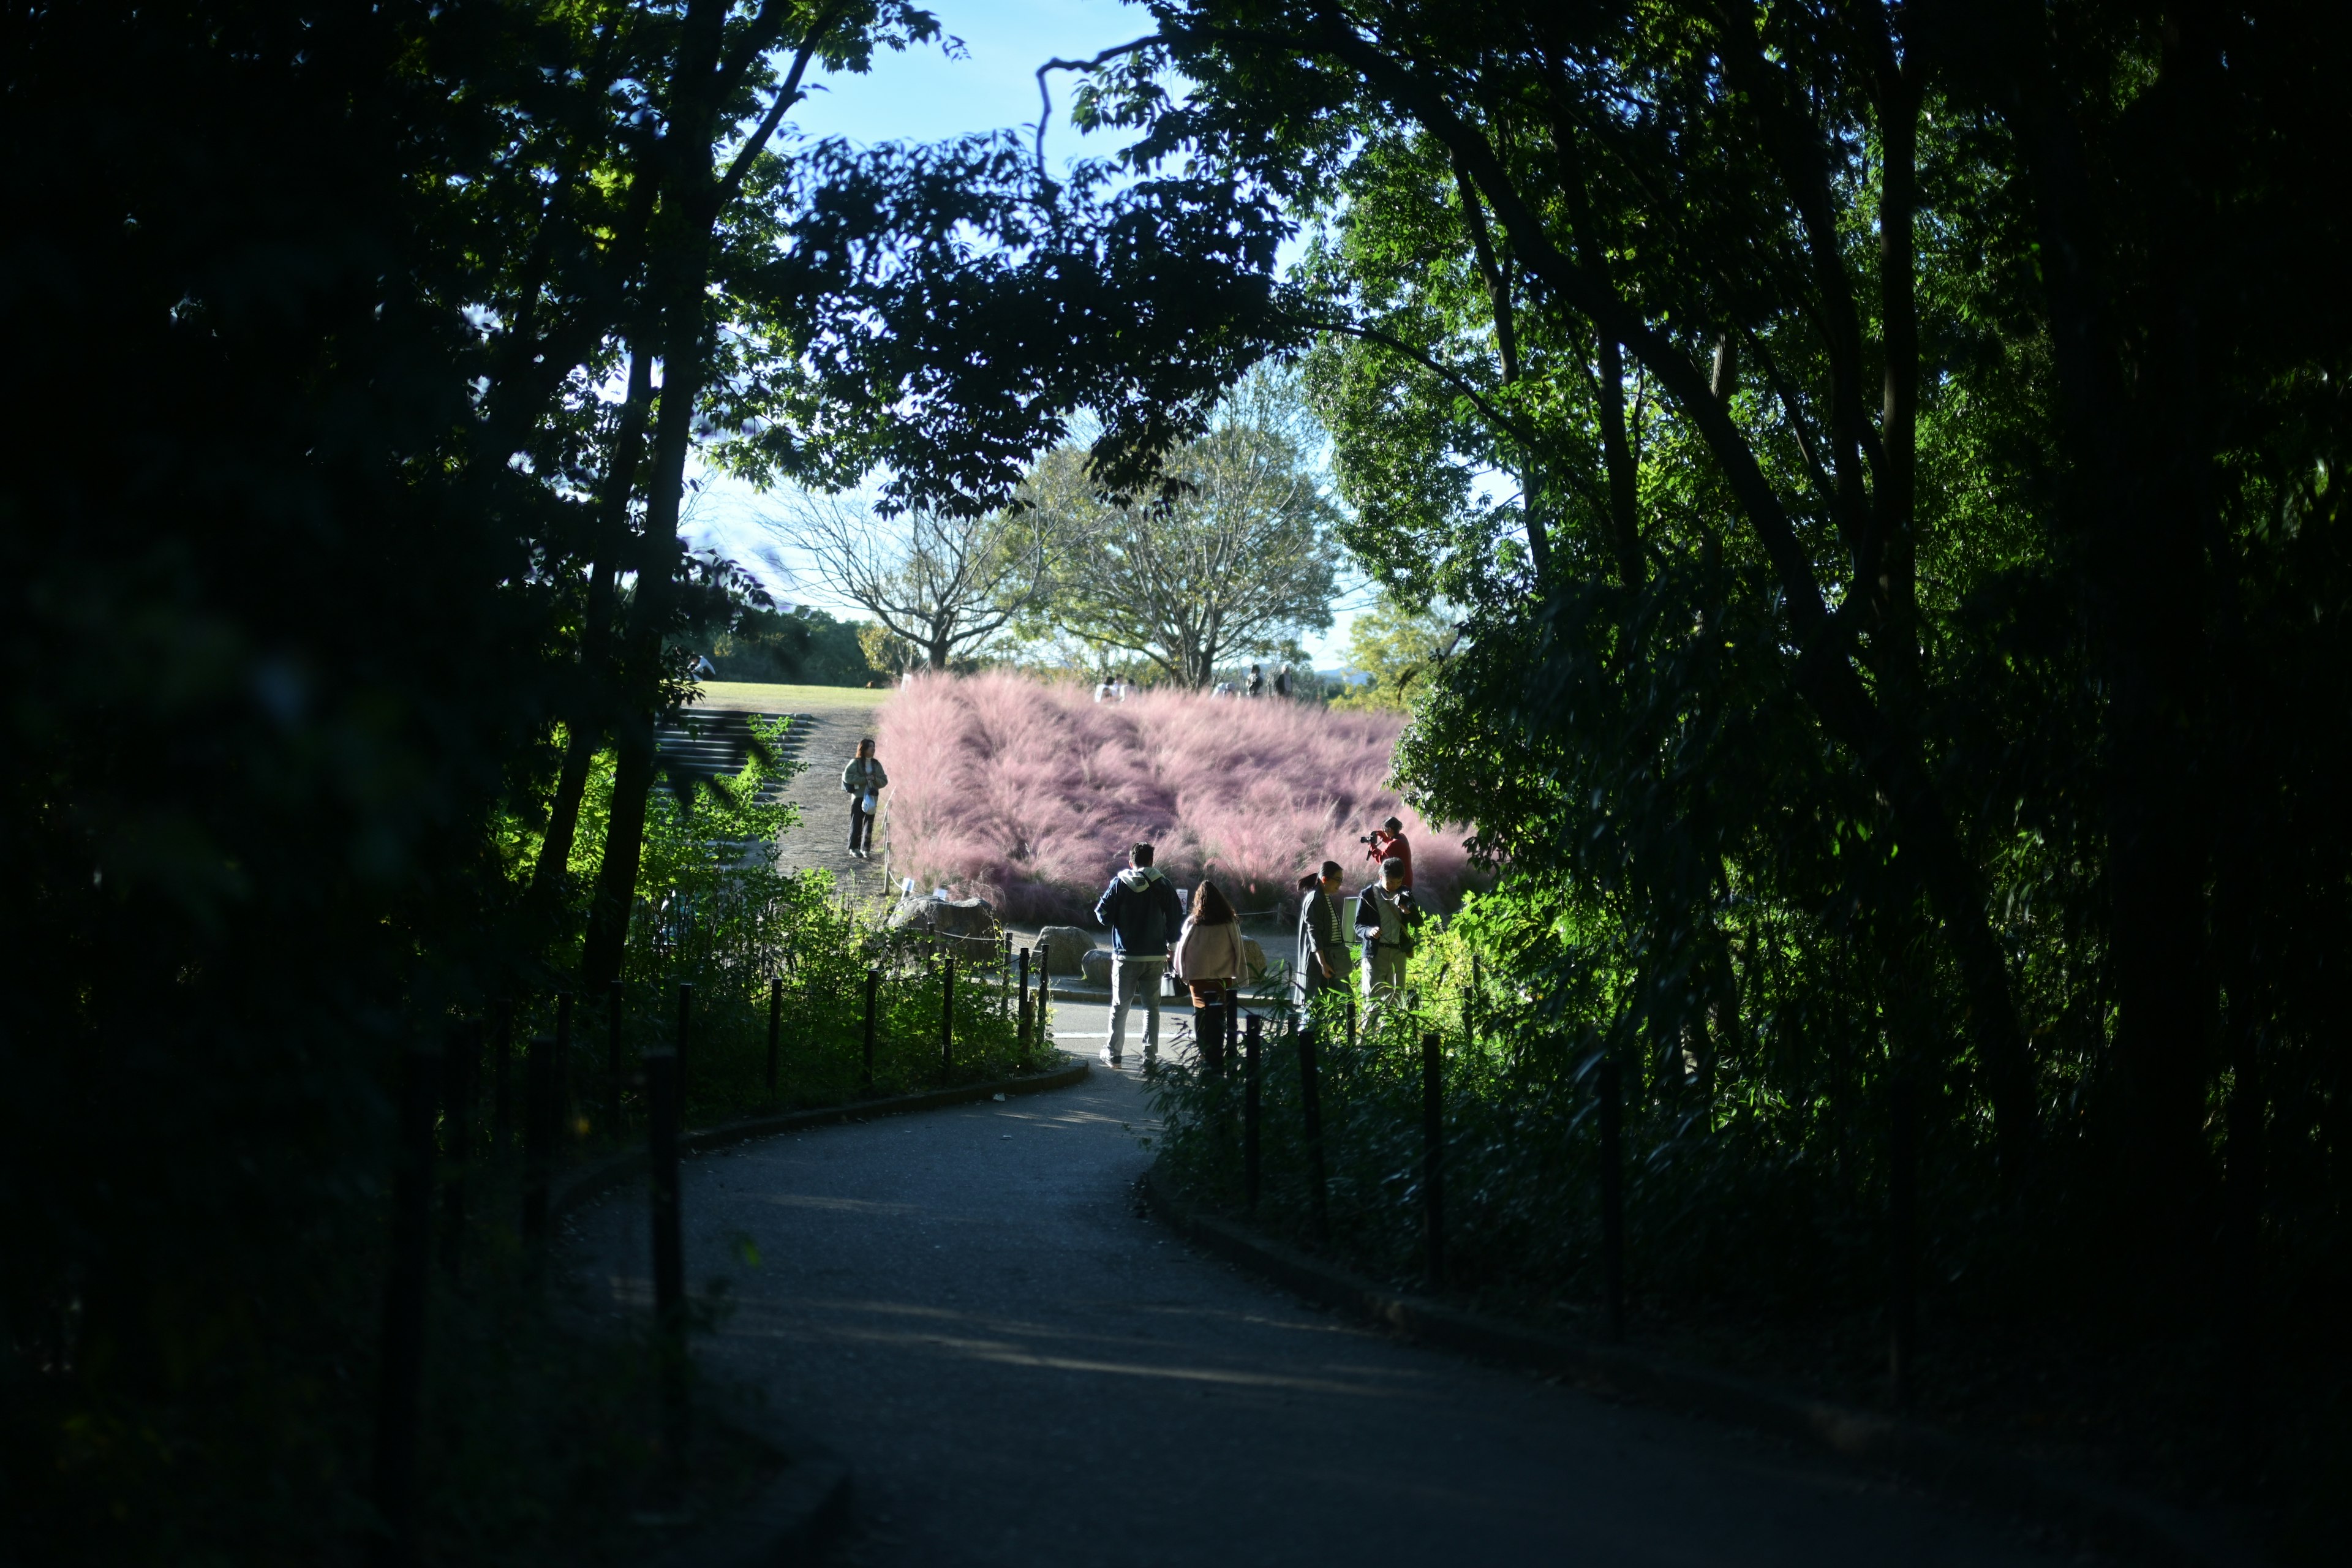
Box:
[841, 738, 888, 861]
[1354, 856, 1422, 1037]
[1295, 860, 1345, 1011]
[1362, 815, 1413, 889]
[1173, 878, 1246, 1072]
[1092, 843, 1185, 1072]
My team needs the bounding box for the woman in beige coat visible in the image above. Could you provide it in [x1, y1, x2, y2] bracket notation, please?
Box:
[1172, 879, 1245, 1070]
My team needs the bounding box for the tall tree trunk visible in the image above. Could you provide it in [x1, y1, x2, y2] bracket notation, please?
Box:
[527, 344, 654, 927]
[1999, 15, 2218, 1245]
[579, 0, 732, 995]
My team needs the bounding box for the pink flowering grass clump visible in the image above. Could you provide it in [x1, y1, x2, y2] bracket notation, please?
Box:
[875, 671, 1466, 923]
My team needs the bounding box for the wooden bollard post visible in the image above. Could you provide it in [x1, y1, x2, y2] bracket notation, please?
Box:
[1297, 1021, 1330, 1246]
[765, 975, 782, 1099]
[369, 1036, 439, 1568]
[674, 982, 693, 1109]
[1344, 973, 1357, 1046]
[1599, 1056, 1626, 1343]
[941, 954, 956, 1076]
[1243, 1015, 1264, 1213]
[1017, 946, 1032, 1060]
[1421, 1031, 1446, 1291]
[605, 981, 624, 1142]
[862, 968, 878, 1093]
[643, 1048, 690, 1476]
[489, 997, 514, 1156]
[1002, 932, 1013, 1021]
[553, 991, 573, 1136]
[1888, 1068, 1918, 1409]
[522, 1033, 556, 1249]
[439, 1020, 480, 1277]
[1039, 965, 1052, 1052]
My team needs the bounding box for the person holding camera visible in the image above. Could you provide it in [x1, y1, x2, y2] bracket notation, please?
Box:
[1354, 855, 1422, 1033]
[1360, 815, 1412, 889]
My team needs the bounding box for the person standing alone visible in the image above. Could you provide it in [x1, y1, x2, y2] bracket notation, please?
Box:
[1093, 843, 1185, 1072]
[841, 737, 887, 861]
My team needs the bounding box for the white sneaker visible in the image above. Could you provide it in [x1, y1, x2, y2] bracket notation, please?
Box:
[1099, 1049, 1124, 1069]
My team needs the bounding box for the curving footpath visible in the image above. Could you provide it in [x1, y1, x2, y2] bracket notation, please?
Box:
[568, 1010, 2064, 1567]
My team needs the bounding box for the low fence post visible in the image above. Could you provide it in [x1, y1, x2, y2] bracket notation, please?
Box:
[643, 1047, 690, 1480]
[369, 1036, 439, 1568]
[1422, 1031, 1447, 1291]
[605, 980, 624, 1142]
[1298, 1020, 1330, 1246]
[489, 997, 515, 1157]
[440, 1020, 480, 1277]
[674, 982, 693, 1110]
[553, 991, 573, 1137]
[1243, 1014, 1264, 1213]
[522, 1033, 555, 1250]
[1599, 1056, 1626, 1343]
[765, 975, 782, 1099]
[1888, 1068, 1918, 1410]
[1038, 966, 1052, 1053]
[1001, 932, 1012, 1022]
[862, 968, 878, 1094]
[1344, 973, 1357, 1046]
[1017, 946, 1031, 1061]
[941, 955, 956, 1076]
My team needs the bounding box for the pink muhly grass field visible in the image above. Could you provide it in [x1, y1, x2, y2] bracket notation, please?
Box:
[875, 671, 1466, 923]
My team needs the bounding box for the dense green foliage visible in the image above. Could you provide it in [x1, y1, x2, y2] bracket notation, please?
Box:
[0, 2, 1278, 1559]
[1093, 0, 2352, 1547]
[701, 605, 878, 686]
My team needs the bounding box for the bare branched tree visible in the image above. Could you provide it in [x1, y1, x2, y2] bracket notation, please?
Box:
[768, 494, 1044, 672]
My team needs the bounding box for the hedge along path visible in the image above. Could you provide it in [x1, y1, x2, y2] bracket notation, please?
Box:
[567, 998, 2065, 1568]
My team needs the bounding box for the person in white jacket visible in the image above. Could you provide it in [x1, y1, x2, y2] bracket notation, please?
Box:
[1172, 878, 1245, 1072]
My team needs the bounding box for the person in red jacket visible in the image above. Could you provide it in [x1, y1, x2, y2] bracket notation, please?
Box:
[1362, 816, 1412, 889]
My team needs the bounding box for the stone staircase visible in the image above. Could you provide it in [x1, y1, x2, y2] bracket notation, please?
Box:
[653, 708, 812, 804]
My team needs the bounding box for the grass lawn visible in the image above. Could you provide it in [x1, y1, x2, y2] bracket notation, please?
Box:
[687, 680, 894, 712]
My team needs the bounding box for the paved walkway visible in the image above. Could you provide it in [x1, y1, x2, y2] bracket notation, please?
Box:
[568, 1001, 2061, 1567]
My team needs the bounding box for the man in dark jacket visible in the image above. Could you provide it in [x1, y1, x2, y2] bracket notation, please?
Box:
[1295, 859, 1345, 1009]
[1092, 842, 1185, 1070]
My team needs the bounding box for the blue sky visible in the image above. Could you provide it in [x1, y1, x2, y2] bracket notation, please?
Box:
[682, 0, 1370, 668]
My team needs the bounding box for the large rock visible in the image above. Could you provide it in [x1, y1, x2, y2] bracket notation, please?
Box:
[1036, 924, 1095, 976]
[887, 894, 997, 939]
[1079, 948, 1115, 986]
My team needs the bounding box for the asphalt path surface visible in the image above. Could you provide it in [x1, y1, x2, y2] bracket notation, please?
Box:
[570, 997, 2063, 1567]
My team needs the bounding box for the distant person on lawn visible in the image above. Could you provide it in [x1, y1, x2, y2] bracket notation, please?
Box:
[841, 738, 887, 861]
[1295, 859, 1345, 1008]
[1354, 856, 1423, 1034]
[1174, 878, 1246, 1073]
[1092, 843, 1184, 1072]
[1363, 815, 1412, 889]
[1246, 663, 1265, 697]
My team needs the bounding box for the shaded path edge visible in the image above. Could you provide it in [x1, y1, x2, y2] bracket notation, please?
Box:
[567, 1055, 1091, 1566]
[1139, 1164, 2258, 1568]
[553, 1053, 1091, 1226]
